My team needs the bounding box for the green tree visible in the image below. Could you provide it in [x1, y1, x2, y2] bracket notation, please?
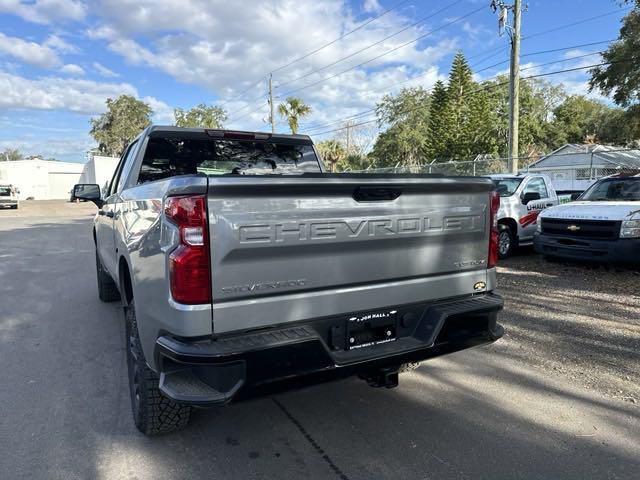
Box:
[316, 139, 346, 172]
[277, 97, 312, 134]
[90, 95, 153, 156]
[426, 80, 449, 159]
[370, 86, 431, 167]
[0, 148, 23, 161]
[174, 103, 227, 129]
[590, 2, 640, 107]
[442, 51, 476, 159]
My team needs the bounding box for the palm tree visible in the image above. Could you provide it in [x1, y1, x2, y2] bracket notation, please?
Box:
[277, 97, 312, 134]
[316, 140, 346, 172]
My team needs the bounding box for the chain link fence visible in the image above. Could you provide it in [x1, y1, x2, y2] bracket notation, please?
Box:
[349, 152, 640, 193]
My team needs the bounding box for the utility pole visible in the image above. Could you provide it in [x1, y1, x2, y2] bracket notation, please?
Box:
[345, 121, 351, 155]
[491, 0, 522, 174]
[268, 73, 275, 133]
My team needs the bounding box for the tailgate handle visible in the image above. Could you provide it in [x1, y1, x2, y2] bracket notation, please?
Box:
[353, 186, 402, 202]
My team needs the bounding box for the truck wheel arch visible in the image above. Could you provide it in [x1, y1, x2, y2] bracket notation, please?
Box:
[119, 257, 134, 307]
[498, 217, 518, 240]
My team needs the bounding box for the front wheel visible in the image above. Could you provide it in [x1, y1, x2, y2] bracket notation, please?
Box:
[126, 301, 191, 435]
[498, 225, 515, 259]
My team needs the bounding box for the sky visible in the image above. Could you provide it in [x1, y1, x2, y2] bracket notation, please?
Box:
[0, 0, 632, 162]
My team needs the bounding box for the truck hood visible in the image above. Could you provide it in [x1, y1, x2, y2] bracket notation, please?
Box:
[540, 201, 640, 221]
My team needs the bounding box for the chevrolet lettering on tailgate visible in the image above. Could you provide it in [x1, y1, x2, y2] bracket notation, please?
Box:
[237, 214, 484, 243]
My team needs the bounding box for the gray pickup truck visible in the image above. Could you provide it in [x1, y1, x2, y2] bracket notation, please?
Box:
[74, 126, 503, 435]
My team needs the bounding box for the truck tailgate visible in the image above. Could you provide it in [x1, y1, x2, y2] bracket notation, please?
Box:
[207, 175, 493, 333]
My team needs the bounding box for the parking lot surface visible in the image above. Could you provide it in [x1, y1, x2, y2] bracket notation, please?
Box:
[1, 201, 639, 480]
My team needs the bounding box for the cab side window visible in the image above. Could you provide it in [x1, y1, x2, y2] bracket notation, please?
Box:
[107, 147, 129, 197]
[108, 141, 139, 197]
[523, 177, 548, 199]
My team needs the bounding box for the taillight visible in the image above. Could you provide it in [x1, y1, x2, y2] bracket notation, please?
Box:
[164, 195, 211, 304]
[488, 190, 500, 268]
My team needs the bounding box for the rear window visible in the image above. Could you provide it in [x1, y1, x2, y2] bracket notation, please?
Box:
[491, 178, 523, 196]
[138, 136, 321, 184]
[0, 186, 11, 196]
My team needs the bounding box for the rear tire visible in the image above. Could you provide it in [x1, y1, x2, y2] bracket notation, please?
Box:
[96, 249, 120, 302]
[498, 224, 515, 259]
[126, 301, 191, 435]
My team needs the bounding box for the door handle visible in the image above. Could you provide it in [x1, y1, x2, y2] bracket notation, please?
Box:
[98, 210, 114, 218]
[545, 203, 553, 207]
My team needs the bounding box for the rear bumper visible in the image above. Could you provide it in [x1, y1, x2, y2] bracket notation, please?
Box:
[534, 233, 640, 263]
[0, 200, 18, 207]
[155, 293, 504, 406]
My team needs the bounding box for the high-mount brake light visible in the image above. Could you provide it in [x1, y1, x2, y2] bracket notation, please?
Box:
[164, 195, 211, 304]
[205, 129, 271, 141]
[488, 190, 500, 268]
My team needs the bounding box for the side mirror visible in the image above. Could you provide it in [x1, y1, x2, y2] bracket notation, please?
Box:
[521, 191, 541, 204]
[73, 184, 103, 208]
[570, 192, 581, 201]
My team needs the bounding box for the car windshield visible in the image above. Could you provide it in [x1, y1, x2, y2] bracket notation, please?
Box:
[138, 135, 321, 183]
[0, 187, 11, 196]
[580, 177, 640, 201]
[491, 178, 523, 197]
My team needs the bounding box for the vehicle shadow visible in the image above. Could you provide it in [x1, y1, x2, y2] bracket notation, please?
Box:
[1, 216, 639, 480]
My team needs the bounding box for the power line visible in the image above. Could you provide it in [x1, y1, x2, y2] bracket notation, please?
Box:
[461, 7, 629, 69]
[303, 40, 615, 134]
[276, 0, 464, 89]
[225, 90, 269, 119]
[307, 57, 636, 136]
[218, 78, 265, 108]
[272, 0, 412, 74]
[217, 0, 411, 109]
[278, 4, 486, 98]
[228, 102, 269, 124]
[222, 5, 628, 112]
[523, 6, 633, 40]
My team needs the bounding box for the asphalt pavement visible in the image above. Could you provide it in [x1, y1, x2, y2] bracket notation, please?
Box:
[1, 201, 638, 480]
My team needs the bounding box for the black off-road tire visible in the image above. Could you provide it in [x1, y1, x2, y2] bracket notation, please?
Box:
[12, 204, 18, 209]
[96, 249, 120, 302]
[399, 362, 421, 373]
[498, 224, 515, 259]
[126, 302, 191, 435]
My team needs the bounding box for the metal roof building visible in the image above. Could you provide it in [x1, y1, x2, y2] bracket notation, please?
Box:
[525, 144, 640, 192]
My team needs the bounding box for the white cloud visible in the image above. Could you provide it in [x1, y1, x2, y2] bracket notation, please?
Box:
[0, 33, 61, 68]
[363, 0, 383, 14]
[0, 0, 87, 24]
[91, 1, 457, 104]
[44, 34, 80, 54]
[143, 96, 175, 124]
[92, 61, 119, 78]
[60, 63, 85, 76]
[0, 136, 95, 158]
[0, 71, 171, 118]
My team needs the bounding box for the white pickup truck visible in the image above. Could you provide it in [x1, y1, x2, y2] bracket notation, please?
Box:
[534, 174, 640, 263]
[488, 174, 559, 258]
[0, 184, 19, 209]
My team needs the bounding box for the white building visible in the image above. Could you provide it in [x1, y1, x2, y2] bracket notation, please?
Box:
[0, 155, 119, 200]
[79, 155, 120, 193]
[525, 144, 640, 192]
